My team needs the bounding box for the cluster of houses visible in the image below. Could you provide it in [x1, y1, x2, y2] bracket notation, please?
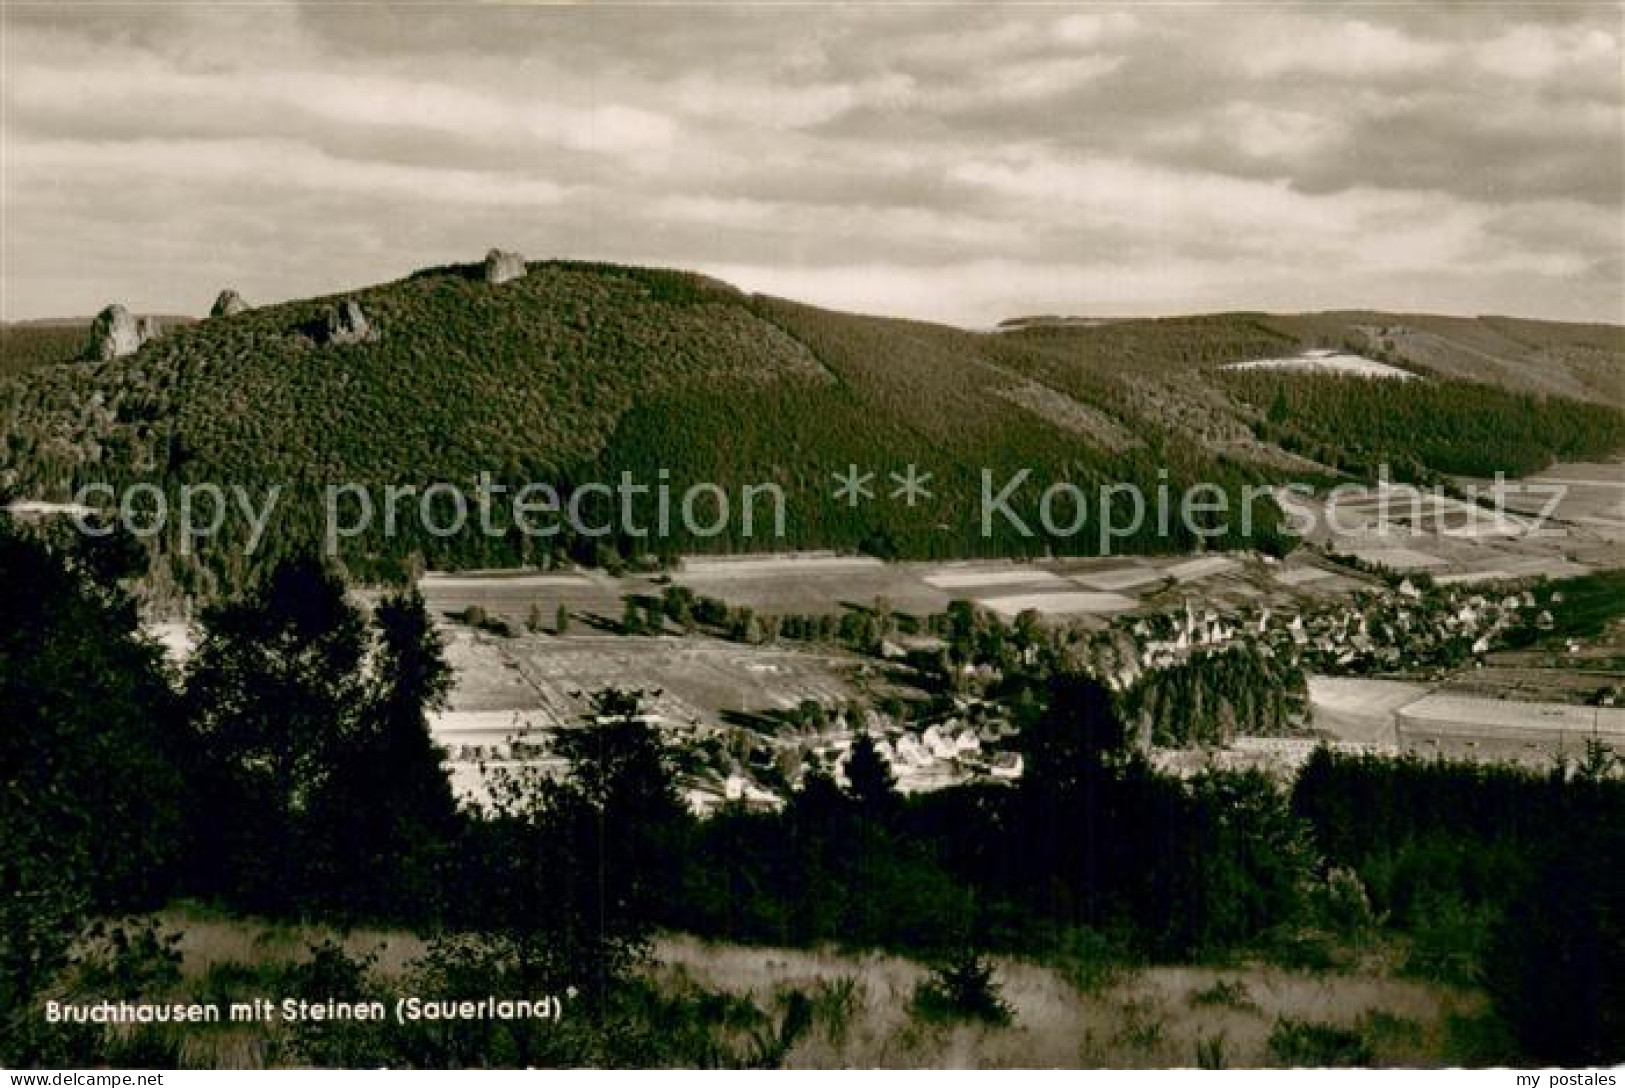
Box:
[1286, 582, 1549, 674]
[833, 721, 1025, 794]
[677, 709, 1027, 814]
[685, 576, 1572, 808]
[1121, 581, 1551, 679]
[1129, 601, 1251, 670]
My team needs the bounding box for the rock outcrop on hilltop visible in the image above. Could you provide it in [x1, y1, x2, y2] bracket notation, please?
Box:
[483, 249, 527, 285]
[322, 299, 377, 346]
[210, 289, 250, 317]
[87, 304, 155, 360]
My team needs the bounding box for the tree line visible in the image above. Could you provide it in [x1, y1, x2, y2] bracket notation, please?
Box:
[1228, 372, 1625, 480]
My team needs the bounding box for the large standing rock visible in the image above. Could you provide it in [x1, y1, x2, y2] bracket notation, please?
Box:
[483, 248, 527, 285]
[322, 299, 377, 346]
[87, 304, 146, 360]
[210, 289, 250, 317]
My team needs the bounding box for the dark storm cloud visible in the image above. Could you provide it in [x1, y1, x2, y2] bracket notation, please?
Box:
[2, 2, 1619, 324]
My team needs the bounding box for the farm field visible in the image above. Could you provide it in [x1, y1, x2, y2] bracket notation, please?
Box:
[431, 626, 891, 805]
[1273, 566, 1337, 587]
[921, 568, 1071, 590]
[420, 552, 1363, 635]
[147, 547, 1404, 810]
[1483, 460, 1625, 543]
[1072, 565, 1169, 591]
[980, 590, 1138, 618]
[154, 465, 1624, 808]
[1440, 666, 1625, 705]
[1165, 555, 1242, 581]
[370, 458, 1625, 646]
[1335, 545, 1449, 572]
[1293, 462, 1624, 585]
[1306, 675, 1430, 747]
[1325, 489, 1530, 539]
[435, 628, 873, 734]
[419, 569, 630, 630]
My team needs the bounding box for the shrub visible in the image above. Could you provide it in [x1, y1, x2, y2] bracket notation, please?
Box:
[73, 919, 184, 999]
[458, 604, 513, 637]
[1267, 1018, 1374, 1067]
[910, 951, 1013, 1027]
[1112, 997, 1165, 1053]
[1195, 1033, 1228, 1069]
[1050, 926, 1135, 995]
[1188, 978, 1255, 1011]
[283, 940, 394, 1069]
[1402, 893, 1494, 985]
[1315, 867, 1379, 938]
[806, 976, 862, 1045]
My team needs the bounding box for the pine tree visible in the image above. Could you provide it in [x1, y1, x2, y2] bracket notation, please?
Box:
[1267, 384, 1291, 424]
[844, 731, 898, 815]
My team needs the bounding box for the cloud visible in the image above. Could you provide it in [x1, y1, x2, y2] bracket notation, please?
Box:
[1243, 17, 1452, 79]
[1473, 22, 1620, 84]
[1, 3, 1619, 324]
[10, 135, 570, 209]
[5, 53, 677, 155]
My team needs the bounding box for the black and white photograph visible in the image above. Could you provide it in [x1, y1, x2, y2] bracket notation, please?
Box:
[2, 0, 1622, 1075]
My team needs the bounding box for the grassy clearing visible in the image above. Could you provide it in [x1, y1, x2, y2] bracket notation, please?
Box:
[49, 909, 1499, 1069]
[654, 934, 1491, 1068]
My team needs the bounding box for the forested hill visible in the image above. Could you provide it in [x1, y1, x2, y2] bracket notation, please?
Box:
[1004, 310, 1625, 409]
[1, 258, 1621, 591]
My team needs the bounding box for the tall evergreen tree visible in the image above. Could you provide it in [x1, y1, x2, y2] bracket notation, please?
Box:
[185, 556, 371, 912]
[844, 732, 898, 816]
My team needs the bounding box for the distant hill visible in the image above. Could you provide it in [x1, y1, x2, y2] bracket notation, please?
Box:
[997, 311, 1623, 407]
[996, 315, 1123, 330]
[1256, 311, 1624, 407]
[2, 259, 1620, 593]
[1, 316, 198, 379]
[1, 323, 88, 378]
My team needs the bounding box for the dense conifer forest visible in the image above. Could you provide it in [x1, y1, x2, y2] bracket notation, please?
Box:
[2, 262, 1620, 596]
[1226, 372, 1625, 479]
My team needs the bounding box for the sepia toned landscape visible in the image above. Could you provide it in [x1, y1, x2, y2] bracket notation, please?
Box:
[3, 1, 1623, 1074]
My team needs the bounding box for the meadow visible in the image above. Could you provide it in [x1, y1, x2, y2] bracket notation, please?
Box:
[56, 908, 1492, 1070]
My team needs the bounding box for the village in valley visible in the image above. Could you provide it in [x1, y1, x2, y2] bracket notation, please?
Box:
[9, 1, 1625, 1071]
[347, 463, 1625, 813]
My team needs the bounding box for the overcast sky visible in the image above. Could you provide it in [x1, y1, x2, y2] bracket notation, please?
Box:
[2, 3, 1620, 325]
